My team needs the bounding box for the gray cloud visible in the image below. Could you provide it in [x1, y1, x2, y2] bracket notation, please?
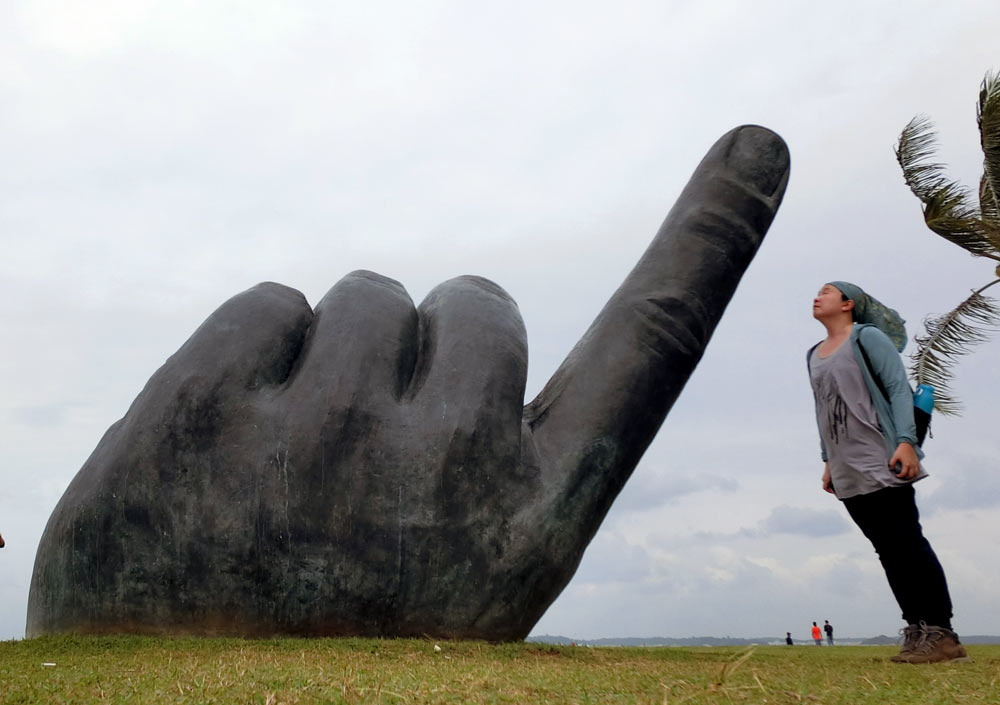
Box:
[4, 1, 1000, 642]
[759, 505, 851, 538]
[926, 471, 1000, 513]
[570, 531, 658, 585]
[610, 468, 737, 513]
[533, 538, 904, 640]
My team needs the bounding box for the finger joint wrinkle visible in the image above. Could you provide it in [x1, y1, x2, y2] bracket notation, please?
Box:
[632, 295, 706, 358]
[680, 204, 762, 259]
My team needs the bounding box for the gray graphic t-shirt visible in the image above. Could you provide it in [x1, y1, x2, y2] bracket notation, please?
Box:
[810, 341, 926, 499]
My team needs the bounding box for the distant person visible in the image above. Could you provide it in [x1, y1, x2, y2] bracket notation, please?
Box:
[811, 622, 822, 645]
[824, 620, 834, 645]
[808, 282, 969, 664]
[786, 632, 794, 645]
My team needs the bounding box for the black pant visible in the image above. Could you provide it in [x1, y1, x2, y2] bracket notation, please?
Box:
[842, 484, 953, 628]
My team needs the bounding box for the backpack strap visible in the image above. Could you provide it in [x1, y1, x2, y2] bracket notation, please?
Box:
[858, 331, 930, 446]
[806, 342, 819, 374]
[856, 336, 889, 403]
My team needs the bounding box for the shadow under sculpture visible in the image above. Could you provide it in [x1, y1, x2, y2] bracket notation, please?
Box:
[27, 126, 790, 640]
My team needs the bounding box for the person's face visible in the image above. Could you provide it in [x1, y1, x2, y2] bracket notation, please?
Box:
[812, 284, 851, 320]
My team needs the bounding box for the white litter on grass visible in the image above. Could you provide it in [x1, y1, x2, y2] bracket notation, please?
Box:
[433, 644, 442, 652]
[41, 663, 56, 667]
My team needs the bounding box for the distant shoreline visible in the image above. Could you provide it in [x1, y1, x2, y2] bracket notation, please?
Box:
[527, 634, 1000, 646]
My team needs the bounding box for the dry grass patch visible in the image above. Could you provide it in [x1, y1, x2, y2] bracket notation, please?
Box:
[1, 636, 996, 704]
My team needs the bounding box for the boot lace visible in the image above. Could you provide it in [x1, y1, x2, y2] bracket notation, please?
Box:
[908, 622, 955, 655]
[898, 623, 923, 653]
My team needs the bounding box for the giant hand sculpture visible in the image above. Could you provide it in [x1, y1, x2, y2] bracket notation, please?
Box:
[27, 126, 789, 640]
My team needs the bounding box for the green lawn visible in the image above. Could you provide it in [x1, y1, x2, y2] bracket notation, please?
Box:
[1, 636, 996, 704]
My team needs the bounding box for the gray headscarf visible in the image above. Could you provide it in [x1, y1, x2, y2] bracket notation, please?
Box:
[829, 281, 907, 352]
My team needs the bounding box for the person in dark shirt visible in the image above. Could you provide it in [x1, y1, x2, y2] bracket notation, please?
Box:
[824, 620, 834, 645]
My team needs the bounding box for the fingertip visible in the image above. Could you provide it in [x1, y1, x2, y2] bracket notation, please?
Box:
[411, 275, 527, 406]
[248, 281, 310, 305]
[179, 283, 314, 388]
[425, 275, 518, 307]
[340, 270, 410, 297]
[719, 125, 790, 198]
[288, 270, 419, 402]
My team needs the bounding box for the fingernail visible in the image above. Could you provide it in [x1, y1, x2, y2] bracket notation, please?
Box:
[724, 126, 789, 197]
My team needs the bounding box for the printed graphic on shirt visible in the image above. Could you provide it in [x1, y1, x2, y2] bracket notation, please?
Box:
[809, 339, 920, 499]
[827, 394, 849, 445]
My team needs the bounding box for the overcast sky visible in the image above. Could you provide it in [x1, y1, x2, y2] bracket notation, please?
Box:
[2, 1, 999, 642]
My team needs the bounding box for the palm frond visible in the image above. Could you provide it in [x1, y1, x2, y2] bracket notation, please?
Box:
[978, 70, 1000, 222]
[980, 172, 1000, 225]
[923, 191, 1000, 257]
[910, 281, 1000, 414]
[897, 115, 1000, 259]
[896, 115, 952, 201]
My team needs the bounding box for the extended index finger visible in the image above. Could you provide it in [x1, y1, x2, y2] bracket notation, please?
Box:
[525, 125, 789, 531]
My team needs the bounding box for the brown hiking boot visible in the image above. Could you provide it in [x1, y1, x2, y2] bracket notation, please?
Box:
[890, 624, 923, 662]
[892, 623, 971, 664]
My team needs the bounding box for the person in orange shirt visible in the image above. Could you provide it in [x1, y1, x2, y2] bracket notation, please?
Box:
[811, 622, 822, 645]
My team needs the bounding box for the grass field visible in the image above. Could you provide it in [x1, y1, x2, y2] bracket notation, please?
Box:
[1, 636, 997, 704]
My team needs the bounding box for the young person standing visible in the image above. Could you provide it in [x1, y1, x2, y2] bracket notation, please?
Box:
[808, 282, 968, 664]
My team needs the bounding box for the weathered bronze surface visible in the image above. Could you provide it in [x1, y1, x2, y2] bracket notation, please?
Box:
[27, 126, 790, 640]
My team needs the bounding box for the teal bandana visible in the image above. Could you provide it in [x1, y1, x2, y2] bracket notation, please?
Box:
[829, 281, 908, 352]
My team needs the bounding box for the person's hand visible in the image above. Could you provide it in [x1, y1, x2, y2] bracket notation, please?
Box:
[890, 442, 920, 479]
[28, 126, 789, 640]
[821, 463, 834, 494]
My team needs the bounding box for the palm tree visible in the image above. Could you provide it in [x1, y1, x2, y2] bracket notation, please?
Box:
[895, 70, 1000, 414]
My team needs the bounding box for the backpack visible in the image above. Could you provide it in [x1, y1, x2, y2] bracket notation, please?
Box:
[856, 339, 931, 446]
